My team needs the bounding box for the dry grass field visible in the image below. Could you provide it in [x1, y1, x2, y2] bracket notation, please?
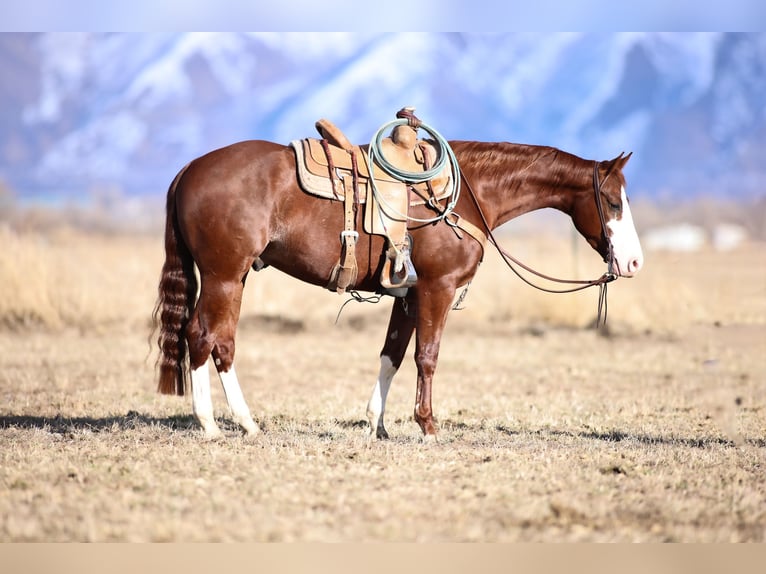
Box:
[0, 211, 764, 542]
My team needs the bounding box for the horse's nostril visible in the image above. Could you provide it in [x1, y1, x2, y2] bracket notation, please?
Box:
[629, 257, 642, 273]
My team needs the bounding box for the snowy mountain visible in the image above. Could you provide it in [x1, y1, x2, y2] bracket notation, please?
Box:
[1, 32, 764, 203]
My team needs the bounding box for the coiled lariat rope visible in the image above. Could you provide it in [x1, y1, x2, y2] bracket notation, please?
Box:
[367, 115, 461, 224]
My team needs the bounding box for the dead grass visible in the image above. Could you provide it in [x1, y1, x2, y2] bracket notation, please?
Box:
[0, 323, 763, 542]
[1, 219, 763, 335]
[0, 225, 162, 332]
[0, 223, 764, 542]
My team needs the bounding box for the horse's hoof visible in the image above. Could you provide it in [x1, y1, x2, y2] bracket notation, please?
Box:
[241, 426, 260, 441]
[241, 430, 260, 443]
[202, 427, 224, 441]
[422, 433, 438, 444]
[237, 418, 260, 436]
[366, 427, 389, 445]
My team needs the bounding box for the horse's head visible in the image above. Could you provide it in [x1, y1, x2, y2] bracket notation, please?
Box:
[572, 152, 643, 278]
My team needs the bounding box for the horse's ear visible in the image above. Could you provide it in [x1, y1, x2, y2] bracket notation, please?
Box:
[600, 151, 633, 181]
[617, 151, 633, 169]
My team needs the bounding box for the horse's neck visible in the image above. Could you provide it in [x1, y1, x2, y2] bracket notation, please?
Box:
[454, 141, 590, 230]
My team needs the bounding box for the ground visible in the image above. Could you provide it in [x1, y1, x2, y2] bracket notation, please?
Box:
[0, 227, 764, 542]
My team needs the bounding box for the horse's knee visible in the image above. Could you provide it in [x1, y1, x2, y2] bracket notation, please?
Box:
[415, 347, 439, 377]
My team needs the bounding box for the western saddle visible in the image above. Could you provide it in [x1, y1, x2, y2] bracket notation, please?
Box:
[291, 107, 478, 296]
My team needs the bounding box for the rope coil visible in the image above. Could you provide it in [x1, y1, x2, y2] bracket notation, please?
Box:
[367, 116, 461, 225]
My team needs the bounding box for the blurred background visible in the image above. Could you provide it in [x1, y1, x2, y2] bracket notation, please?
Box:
[0, 33, 764, 332]
[1, 34, 765, 224]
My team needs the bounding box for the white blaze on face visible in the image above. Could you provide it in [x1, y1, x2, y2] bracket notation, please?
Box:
[606, 186, 644, 277]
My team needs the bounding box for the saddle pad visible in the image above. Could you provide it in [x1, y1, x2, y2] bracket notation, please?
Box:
[291, 138, 453, 205]
[292, 139, 349, 200]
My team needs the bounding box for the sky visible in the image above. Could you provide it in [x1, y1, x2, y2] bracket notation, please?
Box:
[1, 1, 765, 32]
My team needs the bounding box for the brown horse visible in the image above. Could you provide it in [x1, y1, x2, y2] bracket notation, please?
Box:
[153, 138, 643, 440]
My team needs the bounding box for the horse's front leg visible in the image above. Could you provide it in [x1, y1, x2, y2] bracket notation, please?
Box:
[366, 294, 416, 440]
[412, 284, 455, 441]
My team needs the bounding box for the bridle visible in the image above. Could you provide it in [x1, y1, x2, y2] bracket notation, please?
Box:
[460, 159, 620, 326]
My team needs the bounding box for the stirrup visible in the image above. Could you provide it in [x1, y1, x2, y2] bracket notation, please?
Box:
[380, 236, 417, 290]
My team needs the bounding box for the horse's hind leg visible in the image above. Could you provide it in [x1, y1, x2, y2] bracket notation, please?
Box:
[213, 356, 258, 436]
[190, 360, 221, 439]
[188, 274, 258, 437]
[212, 276, 259, 436]
[366, 295, 416, 439]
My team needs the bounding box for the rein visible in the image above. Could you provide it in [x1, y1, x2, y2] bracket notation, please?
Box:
[460, 161, 618, 326]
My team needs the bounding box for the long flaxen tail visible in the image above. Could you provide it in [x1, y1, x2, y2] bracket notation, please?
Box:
[152, 164, 196, 395]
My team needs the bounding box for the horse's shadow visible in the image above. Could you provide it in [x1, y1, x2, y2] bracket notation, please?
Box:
[1, 413, 763, 448]
[0, 411, 200, 434]
[0, 412, 374, 437]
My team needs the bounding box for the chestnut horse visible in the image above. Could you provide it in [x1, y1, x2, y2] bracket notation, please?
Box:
[153, 139, 643, 440]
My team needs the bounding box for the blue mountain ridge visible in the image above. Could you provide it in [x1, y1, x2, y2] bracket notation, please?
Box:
[0, 33, 764, 203]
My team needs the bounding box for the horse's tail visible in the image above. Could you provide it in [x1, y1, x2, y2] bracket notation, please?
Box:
[152, 163, 196, 396]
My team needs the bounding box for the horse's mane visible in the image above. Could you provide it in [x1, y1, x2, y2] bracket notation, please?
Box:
[450, 141, 594, 191]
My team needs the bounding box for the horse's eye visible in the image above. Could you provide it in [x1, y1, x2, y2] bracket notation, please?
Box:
[608, 200, 621, 212]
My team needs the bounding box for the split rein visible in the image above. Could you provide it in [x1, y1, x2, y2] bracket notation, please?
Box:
[459, 161, 618, 327]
